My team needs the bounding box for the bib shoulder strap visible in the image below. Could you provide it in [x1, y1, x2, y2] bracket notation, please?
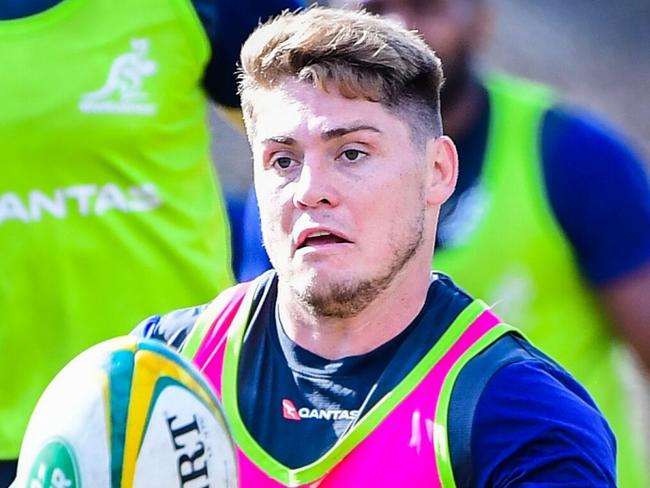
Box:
[448, 331, 531, 487]
[180, 281, 253, 360]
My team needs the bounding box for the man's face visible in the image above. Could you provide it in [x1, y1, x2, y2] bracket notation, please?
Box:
[359, 0, 483, 93]
[249, 80, 440, 318]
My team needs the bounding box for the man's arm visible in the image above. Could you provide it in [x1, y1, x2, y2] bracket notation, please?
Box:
[542, 107, 650, 371]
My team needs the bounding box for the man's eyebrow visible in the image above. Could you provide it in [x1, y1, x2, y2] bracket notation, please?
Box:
[261, 126, 381, 146]
[321, 125, 382, 141]
[262, 136, 297, 146]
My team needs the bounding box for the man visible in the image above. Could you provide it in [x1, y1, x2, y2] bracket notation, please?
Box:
[239, 1, 650, 485]
[138, 7, 616, 485]
[0, 0, 300, 484]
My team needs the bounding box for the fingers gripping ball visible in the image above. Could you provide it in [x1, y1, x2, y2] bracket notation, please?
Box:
[12, 337, 238, 488]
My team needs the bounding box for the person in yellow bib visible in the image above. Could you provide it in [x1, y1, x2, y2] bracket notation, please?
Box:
[0, 0, 302, 485]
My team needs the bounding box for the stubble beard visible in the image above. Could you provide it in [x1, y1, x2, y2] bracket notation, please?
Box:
[290, 206, 426, 319]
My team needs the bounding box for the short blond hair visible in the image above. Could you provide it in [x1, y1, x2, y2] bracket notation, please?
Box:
[238, 6, 445, 143]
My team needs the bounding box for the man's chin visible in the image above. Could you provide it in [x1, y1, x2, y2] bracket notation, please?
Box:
[294, 285, 363, 319]
[289, 273, 383, 319]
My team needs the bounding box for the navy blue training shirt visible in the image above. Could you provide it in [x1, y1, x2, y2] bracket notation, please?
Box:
[135, 272, 616, 486]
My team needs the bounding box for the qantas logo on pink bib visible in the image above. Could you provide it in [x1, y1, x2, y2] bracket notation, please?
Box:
[282, 398, 360, 422]
[282, 399, 301, 421]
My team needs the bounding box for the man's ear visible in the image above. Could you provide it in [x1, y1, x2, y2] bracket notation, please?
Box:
[425, 136, 458, 207]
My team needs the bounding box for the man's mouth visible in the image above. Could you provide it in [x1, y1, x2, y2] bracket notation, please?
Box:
[297, 231, 351, 249]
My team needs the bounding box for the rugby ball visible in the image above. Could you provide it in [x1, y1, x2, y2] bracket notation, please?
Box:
[12, 336, 237, 488]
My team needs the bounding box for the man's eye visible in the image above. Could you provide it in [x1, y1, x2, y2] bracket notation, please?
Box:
[341, 149, 366, 162]
[274, 157, 294, 169]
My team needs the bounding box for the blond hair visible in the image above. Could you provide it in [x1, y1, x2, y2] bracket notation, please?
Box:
[238, 6, 445, 143]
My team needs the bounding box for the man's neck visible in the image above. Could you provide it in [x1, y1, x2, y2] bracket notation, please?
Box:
[277, 268, 432, 360]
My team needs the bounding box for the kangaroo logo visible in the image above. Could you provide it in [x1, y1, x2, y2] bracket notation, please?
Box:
[79, 38, 158, 115]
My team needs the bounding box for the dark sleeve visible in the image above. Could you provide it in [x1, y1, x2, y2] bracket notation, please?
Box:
[131, 304, 208, 350]
[471, 356, 616, 486]
[192, 0, 306, 106]
[235, 188, 272, 281]
[541, 106, 650, 285]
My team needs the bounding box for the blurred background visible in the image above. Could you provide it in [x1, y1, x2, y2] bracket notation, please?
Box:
[484, 0, 650, 160]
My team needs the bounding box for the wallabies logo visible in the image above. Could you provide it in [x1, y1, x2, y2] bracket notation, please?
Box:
[26, 438, 80, 488]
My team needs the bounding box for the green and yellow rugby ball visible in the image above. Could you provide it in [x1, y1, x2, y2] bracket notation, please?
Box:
[12, 336, 237, 488]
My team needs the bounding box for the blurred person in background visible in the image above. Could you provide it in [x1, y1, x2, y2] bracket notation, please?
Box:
[238, 0, 650, 485]
[0, 0, 302, 485]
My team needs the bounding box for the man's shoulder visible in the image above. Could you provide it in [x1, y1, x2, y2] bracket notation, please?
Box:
[131, 304, 208, 350]
[130, 270, 278, 349]
[449, 332, 616, 486]
[454, 331, 608, 433]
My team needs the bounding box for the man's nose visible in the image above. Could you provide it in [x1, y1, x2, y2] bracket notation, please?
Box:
[292, 159, 338, 209]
